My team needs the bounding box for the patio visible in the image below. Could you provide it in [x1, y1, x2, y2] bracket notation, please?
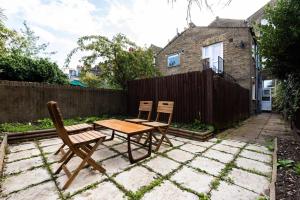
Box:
[1, 130, 273, 200]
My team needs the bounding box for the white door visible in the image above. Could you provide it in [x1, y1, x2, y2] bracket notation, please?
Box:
[202, 42, 223, 73]
[261, 88, 272, 111]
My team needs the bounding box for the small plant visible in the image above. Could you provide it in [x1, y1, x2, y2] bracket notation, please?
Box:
[294, 163, 300, 175]
[265, 139, 274, 151]
[277, 159, 294, 169]
[256, 196, 269, 200]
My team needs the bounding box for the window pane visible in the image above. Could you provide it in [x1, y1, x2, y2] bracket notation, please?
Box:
[167, 54, 180, 67]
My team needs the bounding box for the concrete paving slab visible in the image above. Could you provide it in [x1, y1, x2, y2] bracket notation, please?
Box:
[220, 140, 246, 148]
[115, 166, 156, 192]
[235, 157, 272, 175]
[45, 153, 61, 163]
[210, 181, 259, 200]
[142, 180, 198, 200]
[2, 167, 51, 195]
[212, 144, 240, 155]
[171, 166, 214, 194]
[157, 144, 173, 153]
[190, 141, 215, 148]
[166, 149, 194, 163]
[6, 148, 41, 163]
[145, 156, 180, 175]
[92, 148, 118, 161]
[202, 149, 234, 163]
[173, 137, 193, 143]
[228, 168, 270, 194]
[240, 149, 272, 163]
[4, 156, 44, 175]
[39, 138, 62, 147]
[189, 156, 226, 176]
[72, 181, 127, 200]
[245, 144, 272, 155]
[57, 168, 105, 195]
[9, 142, 36, 153]
[102, 156, 130, 176]
[169, 139, 185, 147]
[5, 181, 59, 200]
[112, 143, 139, 153]
[208, 138, 218, 143]
[42, 144, 62, 153]
[180, 143, 206, 154]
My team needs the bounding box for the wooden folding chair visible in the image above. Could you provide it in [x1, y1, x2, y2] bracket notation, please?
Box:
[125, 101, 153, 142]
[54, 123, 93, 162]
[125, 101, 153, 123]
[47, 101, 106, 190]
[142, 101, 174, 152]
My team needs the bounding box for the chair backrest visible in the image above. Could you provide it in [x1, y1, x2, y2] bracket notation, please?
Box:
[47, 101, 73, 147]
[155, 101, 174, 125]
[138, 101, 153, 121]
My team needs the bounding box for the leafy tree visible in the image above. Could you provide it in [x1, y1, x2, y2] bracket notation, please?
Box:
[8, 21, 56, 58]
[259, 0, 300, 118]
[66, 34, 160, 89]
[80, 71, 103, 88]
[0, 53, 68, 84]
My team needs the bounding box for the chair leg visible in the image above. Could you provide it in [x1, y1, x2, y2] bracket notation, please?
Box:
[55, 152, 74, 174]
[54, 143, 65, 155]
[58, 149, 71, 163]
[62, 138, 106, 190]
[154, 127, 173, 152]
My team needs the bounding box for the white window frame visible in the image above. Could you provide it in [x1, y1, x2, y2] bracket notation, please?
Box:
[167, 53, 180, 67]
[202, 42, 223, 72]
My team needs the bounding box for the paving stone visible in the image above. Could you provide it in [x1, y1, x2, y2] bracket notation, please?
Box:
[142, 180, 198, 200]
[39, 138, 62, 147]
[102, 156, 130, 176]
[73, 181, 127, 200]
[103, 137, 125, 146]
[180, 143, 206, 154]
[4, 156, 44, 175]
[240, 149, 272, 163]
[212, 144, 240, 155]
[42, 144, 62, 153]
[208, 138, 218, 143]
[190, 141, 215, 148]
[189, 156, 226, 176]
[5, 181, 59, 200]
[115, 166, 156, 192]
[45, 153, 61, 163]
[220, 140, 246, 148]
[2, 168, 51, 195]
[145, 156, 180, 175]
[210, 181, 259, 200]
[9, 142, 36, 153]
[6, 148, 41, 162]
[169, 139, 185, 146]
[157, 144, 173, 153]
[171, 166, 214, 194]
[166, 149, 194, 163]
[202, 149, 234, 163]
[57, 168, 105, 194]
[51, 156, 83, 175]
[245, 144, 272, 155]
[228, 168, 270, 194]
[235, 157, 272, 175]
[112, 143, 139, 153]
[92, 148, 118, 161]
[173, 137, 193, 143]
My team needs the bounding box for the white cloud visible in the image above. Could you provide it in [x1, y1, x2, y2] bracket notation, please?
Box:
[0, 0, 270, 67]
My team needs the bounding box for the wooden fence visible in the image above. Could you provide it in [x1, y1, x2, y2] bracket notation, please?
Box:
[127, 69, 250, 129]
[0, 81, 126, 123]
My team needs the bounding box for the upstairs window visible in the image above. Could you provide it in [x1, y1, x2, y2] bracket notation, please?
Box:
[202, 42, 223, 73]
[167, 53, 180, 67]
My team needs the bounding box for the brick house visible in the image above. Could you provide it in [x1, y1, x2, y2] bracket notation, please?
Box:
[153, 2, 276, 113]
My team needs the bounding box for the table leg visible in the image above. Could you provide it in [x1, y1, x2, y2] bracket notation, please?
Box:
[127, 131, 152, 164]
[104, 130, 115, 141]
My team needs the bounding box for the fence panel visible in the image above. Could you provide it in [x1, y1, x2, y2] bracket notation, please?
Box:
[127, 69, 250, 129]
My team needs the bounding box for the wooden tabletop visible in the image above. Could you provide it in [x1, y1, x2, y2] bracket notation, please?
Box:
[94, 119, 154, 135]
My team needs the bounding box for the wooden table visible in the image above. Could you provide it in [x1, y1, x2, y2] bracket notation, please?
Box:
[93, 119, 154, 164]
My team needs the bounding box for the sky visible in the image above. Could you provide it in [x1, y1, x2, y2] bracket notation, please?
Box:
[0, 0, 270, 69]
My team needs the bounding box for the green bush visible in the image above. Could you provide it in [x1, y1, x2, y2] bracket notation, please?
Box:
[0, 53, 68, 84]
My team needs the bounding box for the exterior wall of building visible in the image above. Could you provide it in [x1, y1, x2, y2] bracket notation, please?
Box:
[156, 26, 256, 113]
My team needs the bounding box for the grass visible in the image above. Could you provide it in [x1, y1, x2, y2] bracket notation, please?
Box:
[172, 119, 214, 132]
[0, 115, 127, 133]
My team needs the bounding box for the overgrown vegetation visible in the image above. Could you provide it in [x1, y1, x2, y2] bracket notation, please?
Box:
[259, 0, 300, 120]
[65, 34, 160, 89]
[172, 119, 214, 132]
